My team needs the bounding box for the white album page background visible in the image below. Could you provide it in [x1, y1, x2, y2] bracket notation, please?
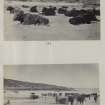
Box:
[0, 0, 105, 105]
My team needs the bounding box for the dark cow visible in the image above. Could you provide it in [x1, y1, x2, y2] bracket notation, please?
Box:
[42, 6, 56, 16]
[65, 8, 100, 19]
[65, 93, 71, 96]
[69, 12, 98, 25]
[13, 10, 25, 23]
[48, 93, 53, 96]
[53, 93, 57, 97]
[68, 96, 74, 105]
[91, 93, 98, 102]
[77, 95, 85, 105]
[79, 8, 100, 18]
[14, 11, 49, 26]
[30, 93, 39, 99]
[6, 6, 15, 13]
[41, 93, 48, 98]
[30, 6, 38, 12]
[90, 8, 100, 16]
[83, 11, 98, 21]
[94, 95, 98, 102]
[84, 94, 91, 100]
[95, 9, 100, 16]
[37, 16, 49, 25]
[7, 6, 23, 14]
[55, 96, 67, 104]
[65, 8, 80, 17]
[21, 5, 29, 8]
[59, 93, 62, 96]
[58, 6, 68, 14]
[69, 16, 84, 25]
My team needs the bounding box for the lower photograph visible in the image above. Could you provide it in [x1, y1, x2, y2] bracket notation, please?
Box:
[4, 64, 99, 105]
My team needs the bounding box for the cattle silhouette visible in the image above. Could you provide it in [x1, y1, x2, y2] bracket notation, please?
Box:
[21, 5, 29, 8]
[6, 6, 15, 14]
[42, 6, 56, 16]
[14, 11, 49, 26]
[69, 12, 98, 25]
[58, 6, 68, 14]
[30, 93, 39, 99]
[30, 6, 38, 12]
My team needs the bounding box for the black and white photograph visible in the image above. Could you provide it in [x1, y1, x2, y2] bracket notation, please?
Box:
[4, 0, 100, 41]
[4, 64, 100, 105]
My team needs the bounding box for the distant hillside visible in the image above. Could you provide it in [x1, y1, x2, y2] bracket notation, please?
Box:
[4, 79, 74, 91]
[6, 0, 100, 4]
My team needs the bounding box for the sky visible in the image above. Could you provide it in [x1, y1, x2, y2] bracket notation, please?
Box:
[4, 64, 99, 88]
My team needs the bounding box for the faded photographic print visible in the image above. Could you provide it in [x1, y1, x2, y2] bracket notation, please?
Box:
[4, 64, 100, 105]
[4, 0, 100, 41]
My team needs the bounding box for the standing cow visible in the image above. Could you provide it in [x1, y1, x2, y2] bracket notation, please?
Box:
[91, 93, 98, 103]
[6, 6, 15, 14]
[77, 95, 85, 105]
[68, 96, 74, 105]
[55, 95, 68, 105]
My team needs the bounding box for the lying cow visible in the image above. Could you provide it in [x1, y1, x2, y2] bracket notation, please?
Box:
[65, 8, 80, 17]
[42, 6, 56, 16]
[30, 6, 38, 12]
[58, 6, 68, 14]
[65, 8, 100, 17]
[69, 12, 98, 25]
[21, 5, 29, 8]
[7, 6, 23, 15]
[14, 11, 49, 26]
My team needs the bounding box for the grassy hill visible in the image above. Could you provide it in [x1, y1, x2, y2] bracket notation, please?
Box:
[4, 79, 74, 91]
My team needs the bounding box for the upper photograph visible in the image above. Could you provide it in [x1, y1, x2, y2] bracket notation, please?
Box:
[4, 0, 100, 41]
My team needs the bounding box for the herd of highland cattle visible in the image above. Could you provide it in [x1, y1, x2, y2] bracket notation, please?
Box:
[6, 4, 100, 26]
[5, 92, 99, 105]
[30, 92, 99, 105]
